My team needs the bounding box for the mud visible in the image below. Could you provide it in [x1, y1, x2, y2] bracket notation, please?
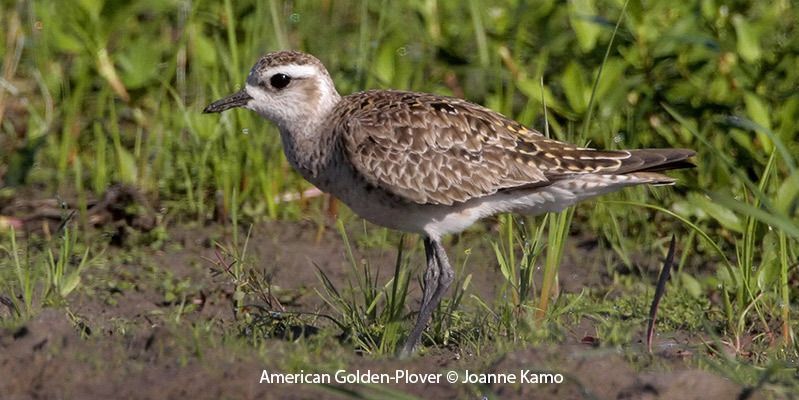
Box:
[0, 193, 774, 399]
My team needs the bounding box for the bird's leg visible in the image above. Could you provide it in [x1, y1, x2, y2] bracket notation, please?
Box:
[429, 239, 455, 309]
[399, 238, 455, 357]
[400, 238, 439, 356]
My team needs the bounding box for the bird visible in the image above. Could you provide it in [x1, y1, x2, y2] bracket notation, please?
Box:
[204, 50, 695, 357]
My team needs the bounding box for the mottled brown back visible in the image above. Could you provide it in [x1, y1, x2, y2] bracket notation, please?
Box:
[333, 90, 693, 205]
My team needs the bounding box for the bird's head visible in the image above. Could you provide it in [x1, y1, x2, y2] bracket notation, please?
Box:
[204, 50, 340, 133]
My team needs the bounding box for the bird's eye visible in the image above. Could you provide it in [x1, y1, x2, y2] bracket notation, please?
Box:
[270, 73, 291, 89]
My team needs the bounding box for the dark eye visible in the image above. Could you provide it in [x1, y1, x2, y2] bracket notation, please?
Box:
[270, 73, 291, 89]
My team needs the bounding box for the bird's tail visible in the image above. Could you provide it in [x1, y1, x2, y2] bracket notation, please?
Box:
[615, 148, 696, 175]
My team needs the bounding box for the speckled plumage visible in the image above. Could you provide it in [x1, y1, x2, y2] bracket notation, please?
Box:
[204, 50, 696, 356]
[331, 90, 692, 205]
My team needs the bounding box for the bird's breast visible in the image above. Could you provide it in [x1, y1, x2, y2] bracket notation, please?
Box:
[307, 163, 431, 234]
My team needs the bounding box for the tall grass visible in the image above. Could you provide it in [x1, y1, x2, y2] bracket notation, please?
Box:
[0, 0, 796, 360]
[314, 223, 413, 355]
[0, 222, 96, 319]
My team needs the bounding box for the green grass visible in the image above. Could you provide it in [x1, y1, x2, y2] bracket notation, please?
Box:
[1, 0, 798, 396]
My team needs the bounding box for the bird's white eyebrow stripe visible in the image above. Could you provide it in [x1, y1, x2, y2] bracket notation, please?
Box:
[268, 64, 317, 78]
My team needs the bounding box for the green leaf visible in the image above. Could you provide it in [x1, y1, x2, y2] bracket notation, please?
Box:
[516, 77, 569, 115]
[775, 172, 799, 216]
[561, 62, 588, 113]
[732, 14, 761, 63]
[60, 273, 82, 297]
[374, 45, 395, 85]
[756, 232, 780, 290]
[593, 58, 625, 101]
[729, 128, 757, 157]
[756, 259, 780, 291]
[60, 247, 90, 297]
[680, 273, 702, 298]
[77, 0, 103, 21]
[191, 25, 218, 67]
[568, 0, 600, 52]
[743, 92, 773, 152]
[116, 146, 138, 184]
[492, 242, 513, 287]
[711, 192, 799, 239]
[686, 193, 743, 233]
[119, 38, 163, 89]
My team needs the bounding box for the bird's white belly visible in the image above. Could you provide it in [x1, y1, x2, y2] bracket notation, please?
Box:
[314, 167, 559, 239]
[310, 165, 649, 241]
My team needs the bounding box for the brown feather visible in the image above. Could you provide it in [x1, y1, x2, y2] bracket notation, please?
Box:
[331, 90, 694, 205]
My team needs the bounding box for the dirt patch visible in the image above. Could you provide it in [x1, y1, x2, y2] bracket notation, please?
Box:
[0, 312, 760, 399]
[0, 193, 781, 399]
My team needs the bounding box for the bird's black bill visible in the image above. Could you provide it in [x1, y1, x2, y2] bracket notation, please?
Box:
[203, 90, 252, 113]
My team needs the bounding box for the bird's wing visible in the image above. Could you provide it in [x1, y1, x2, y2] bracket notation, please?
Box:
[336, 90, 690, 205]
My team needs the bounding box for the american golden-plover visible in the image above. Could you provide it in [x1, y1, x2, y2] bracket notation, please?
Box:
[204, 50, 695, 356]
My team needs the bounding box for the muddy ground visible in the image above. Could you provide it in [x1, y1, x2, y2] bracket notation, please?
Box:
[0, 191, 780, 399]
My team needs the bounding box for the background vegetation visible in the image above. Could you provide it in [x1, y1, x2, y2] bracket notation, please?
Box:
[1, 0, 797, 397]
